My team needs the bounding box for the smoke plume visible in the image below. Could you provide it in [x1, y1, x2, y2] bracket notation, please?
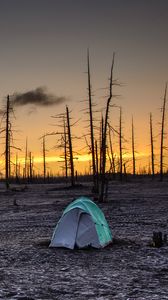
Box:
[12, 87, 67, 107]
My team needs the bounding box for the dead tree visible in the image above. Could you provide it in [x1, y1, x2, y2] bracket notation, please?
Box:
[99, 116, 104, 176]
[99, 53, 115, 202]
[66, 106, 75, 186]
[29, 151, 33, 181]
[149, 113, 155, 178]
[1, 95, 21, 187]
[108, 124, 116, 177]
[160, 83, 167, 181]
[8, 130, 11, 178]
[32, 156, 35, 178]
[119, 107, 123, 181]
[87, 49, 97, 192]
[15, 153, 18, 179]
[58, 117, 69, 179]
[131, 116, 136, 176]
[24, 137, 28, 180]
[47, 113, 70, 180]
[39, 133, 50, 182]
[95, 140, 99, 188]
[63, 117, 68, 178]
[5, 95, 10, 189]
[43, 135, 46, 182]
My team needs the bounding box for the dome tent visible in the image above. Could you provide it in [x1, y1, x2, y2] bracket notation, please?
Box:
[49, 196, 112, 249]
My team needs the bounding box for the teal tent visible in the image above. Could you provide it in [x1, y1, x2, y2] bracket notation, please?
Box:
[50, 196, 112, 249]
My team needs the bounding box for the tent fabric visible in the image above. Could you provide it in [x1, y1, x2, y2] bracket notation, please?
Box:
[75, 212, 100, 248]
[49, 196, 112, 249]
[50, 208, 81, 249]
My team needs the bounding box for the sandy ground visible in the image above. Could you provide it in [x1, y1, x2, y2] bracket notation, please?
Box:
[0, 178, 168, 300]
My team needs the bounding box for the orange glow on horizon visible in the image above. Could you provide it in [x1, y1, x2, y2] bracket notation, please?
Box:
[0, 151, 153, 164]
[0, 150, 162, 177]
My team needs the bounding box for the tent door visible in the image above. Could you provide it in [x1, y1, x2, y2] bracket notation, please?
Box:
[75, 213, 100, 248]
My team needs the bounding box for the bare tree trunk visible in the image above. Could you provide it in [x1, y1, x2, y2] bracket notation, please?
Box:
[95, 140, 99, 193]
[18, 162, 21, 179]
[63, 117, 68, 179]
[108, 124, 116, 177]
[160, 83, 167, 181]
[24, 137, 28, 180]
[119, 107, 123, 181]
[32, 156, 34, 179]
[15, 153, 18, 180]
[43, 135, 46, 182]
[99, 116, 104, 176]
[99, 53, 115, 201]
[132, 116, 136, 176]
[5, 95, 10, 189]
[8, 131, 11, 179]
[87, 49, 97, 192]
[66, 106, 75, 186]
[150, 113, 155, 178]
[29, 151, 32, 181]
[124, 163, 127, 181]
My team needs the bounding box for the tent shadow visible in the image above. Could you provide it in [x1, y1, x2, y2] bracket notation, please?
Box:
[35, 238, 51, 248]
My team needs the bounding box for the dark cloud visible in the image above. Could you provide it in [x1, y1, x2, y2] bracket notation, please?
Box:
[12, 87, 67, 107]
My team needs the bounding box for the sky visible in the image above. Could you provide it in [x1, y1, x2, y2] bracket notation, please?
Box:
[0, 0, 168, 175]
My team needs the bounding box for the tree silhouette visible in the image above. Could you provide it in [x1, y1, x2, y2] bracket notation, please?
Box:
[119, 107, 123, 181]
[160, 83, 167, 181]
[131, 116, 136, 176]
[99, 53, 115, 201]
[66, 106, 75, 186]
[149, 113, 155, 178]
[87, 49, 97, 192]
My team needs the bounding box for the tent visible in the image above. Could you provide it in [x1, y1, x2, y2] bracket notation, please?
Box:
[49, 196, 112, 249]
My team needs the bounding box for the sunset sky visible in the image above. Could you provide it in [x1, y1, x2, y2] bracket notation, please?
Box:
[0, 0, 168, 175]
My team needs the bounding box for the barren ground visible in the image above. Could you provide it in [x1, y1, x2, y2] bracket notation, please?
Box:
[0, 178, 168, 300]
